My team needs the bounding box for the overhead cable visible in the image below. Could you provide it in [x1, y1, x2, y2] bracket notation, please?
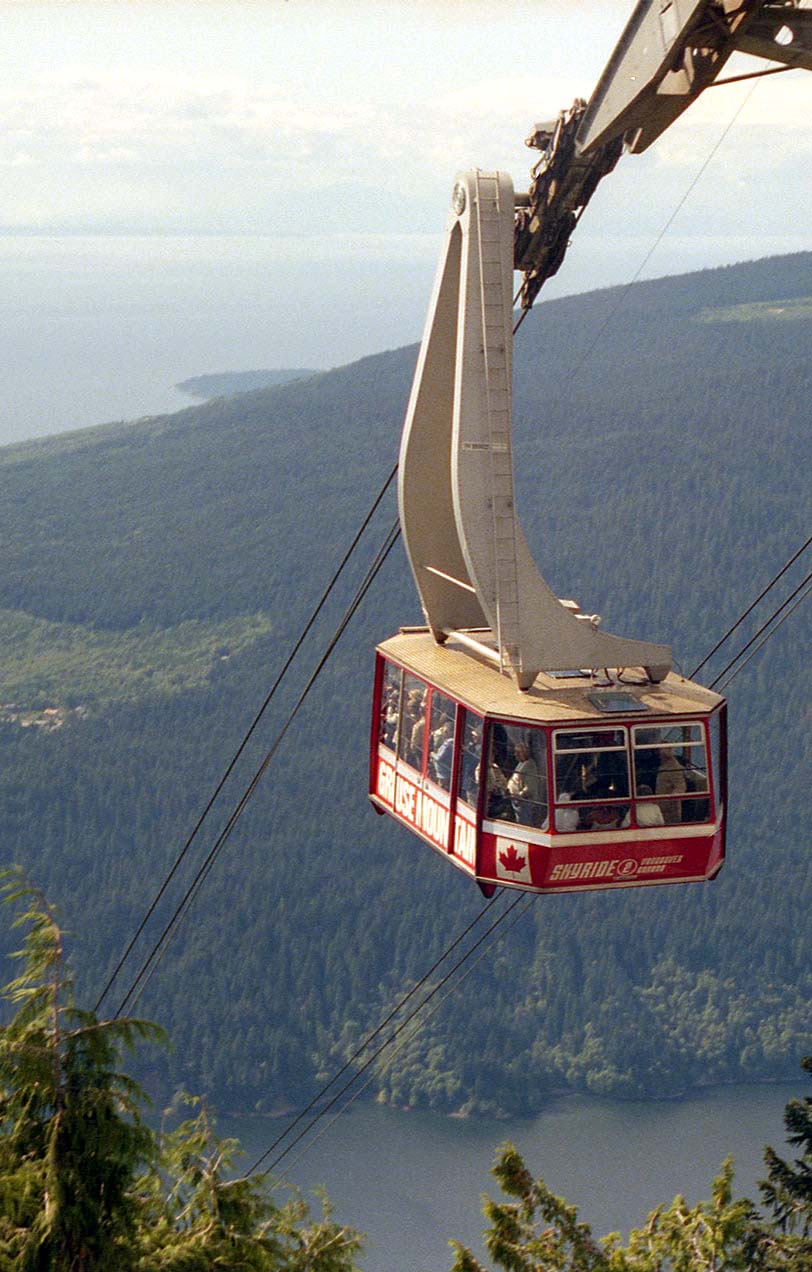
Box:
[247, 890, 530, 1177]
[690, 532, 812, 679]
[95, 462, 398, 1013]
[718, 580, 812, 690]
[707, 564, 812, 691]
[265, 894, 536, 1182]
[241, 889, 503, 1178]
[708, 567, 812, 691]
[114, 516, 401, 1018]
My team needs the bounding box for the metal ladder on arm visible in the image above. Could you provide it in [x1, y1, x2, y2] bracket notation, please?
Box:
[474, 170, 521, 679]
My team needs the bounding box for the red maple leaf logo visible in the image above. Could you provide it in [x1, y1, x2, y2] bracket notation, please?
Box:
[498, 845, 526, 874]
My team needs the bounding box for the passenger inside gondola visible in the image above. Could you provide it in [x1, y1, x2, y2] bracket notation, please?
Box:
[486, 725, 548, 828]
[554, 791, 580, 832]
[398, 676, 427, 770]
[461, 716, 483, 807]
[621, 785, 664, 827]
[655, 745, 686, 824]
[632, 724, 711, 826]
[379, 662, 401, 750]
[486, 759, 512, 820]
[552, 727, 632, 832]
[507, 740, 546, 828]
[428, 691, 456, 791]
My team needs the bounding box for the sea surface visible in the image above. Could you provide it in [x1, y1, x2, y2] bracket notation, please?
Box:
[6, 234, 805, 450]
[0, 235, 433, 446]
[223, 1081, 799, 1271]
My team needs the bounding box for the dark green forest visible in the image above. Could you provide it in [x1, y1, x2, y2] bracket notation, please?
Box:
[0, 252, 810, 1116]
[3, 875, 811, 1270]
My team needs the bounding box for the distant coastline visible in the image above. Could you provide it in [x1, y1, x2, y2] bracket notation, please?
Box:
[175, 368, 320, 400]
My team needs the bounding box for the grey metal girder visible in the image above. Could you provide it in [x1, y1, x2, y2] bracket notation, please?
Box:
[577, 1, 810, 157]
[399, 171, 672, 689]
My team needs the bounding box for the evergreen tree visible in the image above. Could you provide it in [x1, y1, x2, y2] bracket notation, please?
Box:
[449, 1142, 610, 1271]
[135, 1095, 363, 1271]
[0, 871, 364, 1271]
[745, 1057, 812, 1270]
[449, 1145, 754, 1271]
[0, 870, 159, 1269]
[604, 1160, 753, 1271]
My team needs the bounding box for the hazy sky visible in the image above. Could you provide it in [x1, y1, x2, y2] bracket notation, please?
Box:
[3, 0, 812, 380]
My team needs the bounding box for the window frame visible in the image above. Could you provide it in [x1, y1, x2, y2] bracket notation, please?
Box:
[483, 721, 549, 831]
[550, 718, 715, 833]
[631, 720, 712, 823]
[552, 725, 631, 811]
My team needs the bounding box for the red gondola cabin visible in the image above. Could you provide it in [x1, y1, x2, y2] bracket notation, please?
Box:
[369, 630, 726, 894]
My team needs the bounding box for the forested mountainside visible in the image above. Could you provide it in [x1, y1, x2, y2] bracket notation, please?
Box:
[0, 252, 810, 1116]
[176, 368, 319, 400]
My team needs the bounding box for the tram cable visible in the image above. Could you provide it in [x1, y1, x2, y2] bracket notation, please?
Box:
[706, 563, 812, 691]
[270, 895, 536, 1181]
[235, 889, 504, 1175]
[689, 531, 812, 679]
[717, 579, 812, 691]
[94, 462, 398, 1013]
[247, 890, 531, 1177]
[113, 515, 402, 1018]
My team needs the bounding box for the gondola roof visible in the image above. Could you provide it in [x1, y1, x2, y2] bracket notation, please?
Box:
[380, 629, 724, 723]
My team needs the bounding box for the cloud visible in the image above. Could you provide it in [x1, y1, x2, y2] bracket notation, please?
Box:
[2, 9, 810, 246]
[0, 67, 368, 169]
[429, 74, 585, 122]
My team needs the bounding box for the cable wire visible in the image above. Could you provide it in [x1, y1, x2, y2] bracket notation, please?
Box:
[248, 890, 529, 1176]
[119, 517, 401, 1015]
[717, 580, 812, 691]
[235, 891, 504, 1177]
[707, 564, 812, 691]
[689, 532, 812, 679]
[114, 516, 401, 1018]
[707, 65, 793, 90]
[268, 894, 536, 1181]
[94, 462, 398, 1013]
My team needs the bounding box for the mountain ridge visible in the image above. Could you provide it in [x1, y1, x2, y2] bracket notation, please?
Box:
[0, 250, 809, 1115]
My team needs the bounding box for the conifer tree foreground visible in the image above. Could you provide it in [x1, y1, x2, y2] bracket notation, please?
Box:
[0, 871, 363, 1271]
[450, 1063, 812, 1272]
[746, 1055, 812, 1271]
[2, 866, 811, 1272]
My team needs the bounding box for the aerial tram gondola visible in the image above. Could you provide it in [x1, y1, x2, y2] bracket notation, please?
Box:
[369, 0, 812, 893]
[368, 12, 749, 894]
